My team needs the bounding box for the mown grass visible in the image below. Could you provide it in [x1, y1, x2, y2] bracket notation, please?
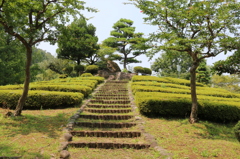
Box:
[0, 108, 79, 159]
[143, 116, 240, 159]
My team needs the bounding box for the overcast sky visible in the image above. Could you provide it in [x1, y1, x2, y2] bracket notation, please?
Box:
[37, 0, 231, 69]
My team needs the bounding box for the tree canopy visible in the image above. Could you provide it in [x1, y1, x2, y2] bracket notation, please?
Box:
[103, 18, 150, 69]
[151, 50, 192, 79]
[131, 0, 240, 123]
[0, 0, 95, 116]
[212, 51, 240, 75]
[57, 17, 99, 65]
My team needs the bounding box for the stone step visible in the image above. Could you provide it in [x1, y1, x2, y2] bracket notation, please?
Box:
[75, 122, 136, 128]
[68, 142, 150, 149]
[86, 104, 131, 108]
[70, 131, 141, 138]
[78, 114, 133, 120]
[90, 100, 130, 104]
[106, 81, 128, 83]
[84, 108, 131, 114]
[94, 97, 129, 100]
[94, 94, 129, 97]
[97, 89, 128, 92]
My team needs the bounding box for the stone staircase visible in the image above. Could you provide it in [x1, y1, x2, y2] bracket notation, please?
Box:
[60, 80, 151, 158]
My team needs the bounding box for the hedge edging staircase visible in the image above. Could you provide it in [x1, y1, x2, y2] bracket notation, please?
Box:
[59, 79, 172, 159]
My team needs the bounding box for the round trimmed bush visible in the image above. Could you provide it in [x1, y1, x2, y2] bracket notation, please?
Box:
[75, 65, 85, 72]
[134, 66, 144, 74]
[143, 67, 152, 75]
[81, 73, 93, 77]
[85, 65, 99, 74]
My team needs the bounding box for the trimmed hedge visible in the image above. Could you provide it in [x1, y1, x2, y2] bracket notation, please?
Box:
[131, 75, 204, 87]
[85, 65, 99, 74]
[53, 77, 104, 84]
[0, 85, 92, 97]
[81, 73, 93, 77]
[0, 90, 84, 109]
[136, 95, 240, 122]
[131, 82, 190, 90]
[29, 85, 92, 97]
[135, 92, 240, 103]
[131, 85, 240, 98]
[33, 81, 98, 89]
[131, 75, 240, 123]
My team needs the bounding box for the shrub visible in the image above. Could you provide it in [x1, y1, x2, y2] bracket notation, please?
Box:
[29, 85, 92, 97]
[75, 65, 85, 72]
[64, 66, 73, 75]
[143, 67, 152, 75]
[133, 66, 144, 74]
[0, 90, 83, 109]
[81, 73, 93, 77]
[85, 65, 99, 74]
[135, 94, 240, 122]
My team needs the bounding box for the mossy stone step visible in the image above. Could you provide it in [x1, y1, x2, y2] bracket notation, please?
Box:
[78, 114, 133, 120]
[70, 131, 141, 138]
[86, 104, 131, 108]
[75, 122, 136, 128]
[84, 108, 131, 114]
[90, 100, 130, 104]
[68, 142, 150, 149]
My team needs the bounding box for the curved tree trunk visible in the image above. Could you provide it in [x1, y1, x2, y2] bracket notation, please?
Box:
[189, 62, 199, 124]
[14, 46, 32, 116]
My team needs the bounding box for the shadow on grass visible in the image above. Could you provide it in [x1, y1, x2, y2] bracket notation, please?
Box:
[142, 113, 238, 142]
[0, 143, 46, 159]
[192, 121, 237, 141]
[1, 112, 69, 139]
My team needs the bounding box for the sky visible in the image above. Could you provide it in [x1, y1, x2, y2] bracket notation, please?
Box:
[37, 0, 231, 70]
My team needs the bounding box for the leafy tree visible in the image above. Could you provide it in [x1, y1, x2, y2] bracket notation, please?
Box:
[151, 51, 191, 79]
[57, 17, 99, 65]
[131, 0, 240, 123]
[211, 74, 240, 93]
[0, 27, 25, 85]
[103, 18, 150, 69]
[0, 0, 95, 116]
[84, 44, 120, 69]
[212, 51, 240, 75]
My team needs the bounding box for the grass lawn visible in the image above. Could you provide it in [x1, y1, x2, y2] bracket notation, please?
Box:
[1, 107, 239, 159]
[0, 107, 79, 159]
[143, 116, 240, 159]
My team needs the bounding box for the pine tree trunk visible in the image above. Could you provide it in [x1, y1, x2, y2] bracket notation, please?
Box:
[14, 46, 32, 116]
[123, 55, 127, 69]
[189, 62, 199, 124]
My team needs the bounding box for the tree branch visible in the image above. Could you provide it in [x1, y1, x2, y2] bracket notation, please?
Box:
[0, 0, 5, 11]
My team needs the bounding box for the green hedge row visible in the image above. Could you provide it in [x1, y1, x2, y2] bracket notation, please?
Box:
[131, 75, 204, 87]
[136, 95, 240, 122]
[0, 85, 92, 97]
[0, 90, 84, 109]
[34, 80, 98, 89]
[53, 77, 105, 84]
[132, 85, 240, 98]
[30, 85, 92, 97]
[131, 82, 190, 90]
[135, 92, 240, 103]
